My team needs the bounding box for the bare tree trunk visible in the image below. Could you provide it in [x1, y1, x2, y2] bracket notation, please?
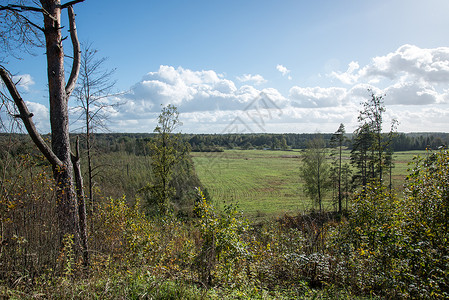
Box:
[41, 0, 80, 249]
[1, 0, 87, 267]
[86, 107, 94, 205]
[338, 142, 342, 213]
[72, 137, 89, 268]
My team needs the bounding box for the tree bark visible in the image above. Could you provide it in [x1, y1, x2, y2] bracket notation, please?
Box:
[40, 0, 80, 248]
[71, 137, 88, 268]
[0, 68, 62, 167]
[1, 0, 87, 266]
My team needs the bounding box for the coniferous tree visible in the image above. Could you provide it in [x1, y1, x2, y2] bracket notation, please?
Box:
[330, 123, 347, 213]
[351, 90, 398, 189]
[351, 123, 373, 188]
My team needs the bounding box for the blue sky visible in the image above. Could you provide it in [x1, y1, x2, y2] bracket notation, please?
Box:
[4, 0, 449, 133]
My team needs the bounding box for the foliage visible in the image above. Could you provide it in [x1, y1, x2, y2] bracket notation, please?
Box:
[194, 188, 250, 286]
[400, 149, 449, 298]
[144, 104, 191, 215]
[2, 132, 449, 299]
[331, 149, 449, 298]
[0, 152, 60, 282]
[331, 183, 404, 297]
[351, 90, 398, 189]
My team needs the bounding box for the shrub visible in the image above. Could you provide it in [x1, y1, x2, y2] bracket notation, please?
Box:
[399, 150, 449, 298]
[193, 188, 250, 287]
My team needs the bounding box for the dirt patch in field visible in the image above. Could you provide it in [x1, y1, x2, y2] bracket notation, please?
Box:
[257, 178, 284, 193]
[259, 186, 281, 193]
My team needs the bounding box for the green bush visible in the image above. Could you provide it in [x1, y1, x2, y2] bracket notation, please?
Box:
[331, 149, 449, 298]
[399, 150, 449, 298]
[194, 188, 250, 286]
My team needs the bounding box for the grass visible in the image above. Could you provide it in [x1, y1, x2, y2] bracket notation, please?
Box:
[191, 149, 427, 220]
[192, 150, 306, 219]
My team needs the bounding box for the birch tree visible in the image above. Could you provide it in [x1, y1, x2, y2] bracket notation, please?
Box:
[146, 104, 190, 214]
[300, 136, 331, 212]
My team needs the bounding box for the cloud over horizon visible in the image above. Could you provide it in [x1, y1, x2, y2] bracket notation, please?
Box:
[93, 45, 449, 133]
[5, 45, 449, 134]
[236, 74, 267, 85]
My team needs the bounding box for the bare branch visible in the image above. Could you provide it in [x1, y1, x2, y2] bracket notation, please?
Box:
[65, 5, 80, 98]
[0, 4, 57, 22]
[0, 67, 63, 167]
[16, 13, 44, 32]
[0, 4, 43, 13]
[61, 0, 86, 9]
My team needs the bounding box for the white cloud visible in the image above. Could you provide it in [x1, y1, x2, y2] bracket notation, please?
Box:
[328, 44, 449, 110]
[289, 86, 348, 108]
[12, 74, 35, 91]
[105, 45, 449, 133]
[110, 65, 288, 132]
[4, 44, 449, 134]
[25, 101, 50, 133]
[332, 45, 449, 86]
[276, 64, 292, 80]
[236, 74, 267, 85]
[330, 61, 360, 84]
[122, 66, 286, 117]
[364, 45, 449, 83]
[383, 81, 449, 105]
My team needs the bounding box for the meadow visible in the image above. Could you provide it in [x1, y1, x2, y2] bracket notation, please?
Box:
[192, 149, 426, 219]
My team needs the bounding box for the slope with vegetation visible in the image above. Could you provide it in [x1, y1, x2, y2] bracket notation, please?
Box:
[1, 125, 448, 298]
[2, 0, 448, 297]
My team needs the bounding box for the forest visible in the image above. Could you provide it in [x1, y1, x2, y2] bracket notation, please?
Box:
[2, 130, 445, 155]
[1, 1, 449, 299]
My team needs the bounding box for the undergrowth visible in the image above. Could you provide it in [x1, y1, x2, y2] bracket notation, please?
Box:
[1, 148, 449, 298]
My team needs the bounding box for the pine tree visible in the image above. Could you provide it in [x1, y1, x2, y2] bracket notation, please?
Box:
[330, 123, 347, 213]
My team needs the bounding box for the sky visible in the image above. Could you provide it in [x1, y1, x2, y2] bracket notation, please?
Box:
[3, 0, 449, 134]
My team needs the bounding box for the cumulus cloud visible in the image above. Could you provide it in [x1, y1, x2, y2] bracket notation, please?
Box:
[383, 81, 449, 105]
[330, 45, 449, 107]
[12, 74, 35, 91]
[106, 45, 449, 133]
[289, 86, 347, 108]
[109, 65, 289, 132]
[332, 45, 449, 85]
[236, 74, 267, 85]
[122, 66, 286, 118]
[276, 64, 292, 80]
[25, 101, 50, 133]
[331, 61, 360, 84]
[365, 45, 449, 83]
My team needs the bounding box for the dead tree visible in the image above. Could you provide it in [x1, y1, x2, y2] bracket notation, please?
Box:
[72, 43, 121, 210]
[0, 0, 88, 267]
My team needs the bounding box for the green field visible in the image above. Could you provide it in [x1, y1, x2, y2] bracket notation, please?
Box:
[192, 149, 426, 219]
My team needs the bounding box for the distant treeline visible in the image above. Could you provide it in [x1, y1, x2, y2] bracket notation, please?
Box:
[1, 132, 448, 156]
